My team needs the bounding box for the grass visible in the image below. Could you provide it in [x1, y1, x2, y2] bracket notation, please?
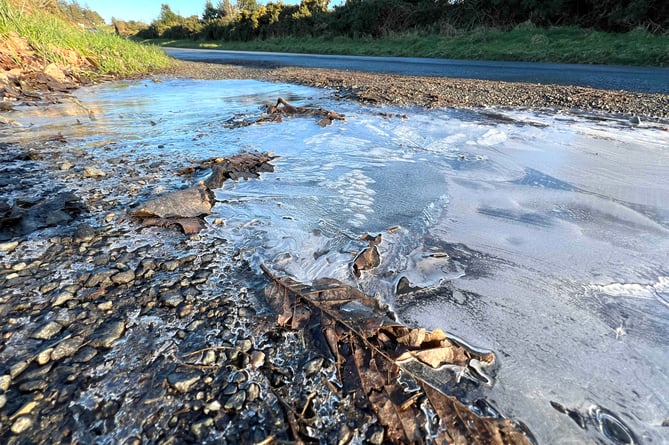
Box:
[149, 26, 669, 67]
[0, 0, 174, 77]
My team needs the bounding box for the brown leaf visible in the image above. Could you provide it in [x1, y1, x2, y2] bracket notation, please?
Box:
[260, 265, 533, 445]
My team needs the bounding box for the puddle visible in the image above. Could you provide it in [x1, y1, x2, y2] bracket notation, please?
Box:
[2, 77, 669, 444]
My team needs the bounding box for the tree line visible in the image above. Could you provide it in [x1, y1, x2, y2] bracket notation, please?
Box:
[131, 0, 669, 41]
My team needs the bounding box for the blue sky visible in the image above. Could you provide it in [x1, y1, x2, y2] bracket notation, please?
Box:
[84, 0, 345, 24]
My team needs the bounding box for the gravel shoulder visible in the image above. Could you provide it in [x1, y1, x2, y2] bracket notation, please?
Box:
[165, 60, 669, 123]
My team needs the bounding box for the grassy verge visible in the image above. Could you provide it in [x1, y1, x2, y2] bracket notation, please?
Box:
[148, 26, 669, 67]
[0, 0, 173, 77]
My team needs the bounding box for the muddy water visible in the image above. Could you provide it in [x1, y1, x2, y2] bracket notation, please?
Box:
[4, 78, 669, 444]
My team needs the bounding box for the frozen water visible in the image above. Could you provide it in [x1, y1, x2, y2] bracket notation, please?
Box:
[4, 78, 668, 444]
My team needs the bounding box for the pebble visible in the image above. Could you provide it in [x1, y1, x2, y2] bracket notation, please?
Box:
[90, 319, 126, 348]
[167, 373, 201, 393]
[224, 390, 246, 412]
[160, 290, 184, 308]
[204, 400, 222, 413]
[13, 400, 39, 417]
[0, 240, 19, 252]
[36, 348, 54, 365]
[0, 374, 11, 391]
[162, 260, 180, 271]
[85, 269, 113, 287]
[83, 166, 106, 178]
[246, 383, 260, 402]
[73, 223, 96, 242]
[52, 291, 75, 306]
[31, 321, 63, 340]
[202, 350, 217, 365]
[303, 357, 324, 376]
[250, 351, 265, 369]
[111, 269, 135, 285]
[190, 418, 214, 440]
[10, 360, 29, 379]
[11, 415, 33, 434]
[51, 336, 84, 361]
[0, 393, 6, 409]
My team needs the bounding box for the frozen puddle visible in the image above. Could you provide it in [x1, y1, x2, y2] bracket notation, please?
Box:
[5, 78, 669, 444]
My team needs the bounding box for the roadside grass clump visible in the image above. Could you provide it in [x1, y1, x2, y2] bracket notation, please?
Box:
[0, 0, 173, 77]
[151, 26, 669, 67]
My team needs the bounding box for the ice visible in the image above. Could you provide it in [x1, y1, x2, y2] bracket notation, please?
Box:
[5, 78, 668, 444]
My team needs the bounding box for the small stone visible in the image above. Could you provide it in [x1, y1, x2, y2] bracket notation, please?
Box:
[52, 291, 74, 306]
[10, 360, 29, 379]
[176, 302, 192, 318]
[51, 336, 84, 361]
[59, 161, 72, 171]
[0, 241, 19, 252]
[36, 348, 53, 365]
[0, 394, 6, 409]
[111, 269, 135, 285]
[104, 213, 115, 223]
[13, 400, 38, 417]
[167, 373, 200, 393]
[162, 260, 180, 271]
[237, 338, 253, 353]
[18, 379, 47, 393]
[160, 290, 183, 308]
[73, 346, 97, 363]
[73, 224, 96, 242]
[31, 321, 63, 340]
[85, 269, 113, 287]
[83, 166, 106, 178]
[0, 374, 11, 391]
[90, 319, 125, 348]
[12, 262, 27, 271]
[250, 351, 265, 369]
[202, 350, 216, 365]
[11, 415, 33, 434]
[366, 425, 385, 445]
[190, 418, 214, 440]
[224, 390, 246, 412]
[630, 115, 641, 125]
[204, 400, 222, 413]
[246, 383, 260, 402]
[97, 301, 113, 311]
[303, 357, 324, 376]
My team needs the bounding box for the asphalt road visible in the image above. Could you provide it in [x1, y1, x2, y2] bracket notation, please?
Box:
[165, 47, 669, 94]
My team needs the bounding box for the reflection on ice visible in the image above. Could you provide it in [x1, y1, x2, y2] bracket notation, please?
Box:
[6, 78, 668, 444]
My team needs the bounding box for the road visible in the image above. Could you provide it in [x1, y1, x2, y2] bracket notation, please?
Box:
[165, 47, 669, 94]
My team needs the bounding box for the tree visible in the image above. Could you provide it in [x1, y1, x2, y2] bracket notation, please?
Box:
[237, 0, 259, 12]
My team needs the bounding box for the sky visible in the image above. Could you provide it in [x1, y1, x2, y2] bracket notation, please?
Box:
[84, 0, 345, 24]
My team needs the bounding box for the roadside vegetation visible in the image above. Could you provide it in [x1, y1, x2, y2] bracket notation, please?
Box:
[0, 0, 173, 77]
[133, 0, 669, 67]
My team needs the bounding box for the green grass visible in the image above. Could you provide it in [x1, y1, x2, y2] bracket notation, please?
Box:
[0, 0, 173, 77]
[149, 26, 669, 67]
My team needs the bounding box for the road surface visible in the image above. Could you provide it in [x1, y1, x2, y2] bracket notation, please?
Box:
[165, 47, 669, 94]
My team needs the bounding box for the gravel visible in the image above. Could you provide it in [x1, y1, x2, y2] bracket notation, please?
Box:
[165, 60, 669, 123]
